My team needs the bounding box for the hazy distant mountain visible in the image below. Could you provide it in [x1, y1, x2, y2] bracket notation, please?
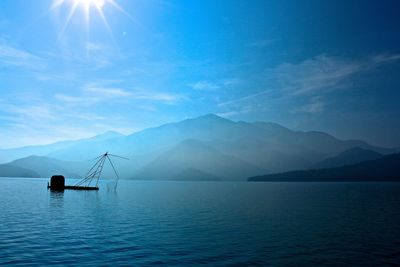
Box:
[9, 156, 83, 178]
[134, 139, 264, 181]
[311, 147, 382, 169]
[120, 114, 394, 173]
[0, 164, 39, 178]
[0, 131, 125, 163]
[47, 131, 126, 161]
[248, 153, 400, 182]
[0, 114, 397, 180]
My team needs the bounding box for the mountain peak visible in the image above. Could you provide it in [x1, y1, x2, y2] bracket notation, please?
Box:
[201, 113, 224, 119]
[189, 113, 232, 123]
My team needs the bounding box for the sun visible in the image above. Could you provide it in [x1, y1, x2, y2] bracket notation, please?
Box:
[51, 0, 127, 39]
[79, 0, 106, 9]
[51, 0, 112, 17]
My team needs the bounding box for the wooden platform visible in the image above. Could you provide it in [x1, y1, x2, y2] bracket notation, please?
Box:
[64, 185, 99, 190]
[47, 184, 99, 191]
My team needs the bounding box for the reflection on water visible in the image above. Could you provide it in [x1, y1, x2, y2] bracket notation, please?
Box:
[49, 190, 64, 208]
[106, 180, 118, 192]
[0, 179, 400, 266]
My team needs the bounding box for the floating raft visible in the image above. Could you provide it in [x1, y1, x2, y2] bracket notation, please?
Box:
[64, 185, 99, 190]
[47, 152, 128, 191]
[47, 175, 99, 191]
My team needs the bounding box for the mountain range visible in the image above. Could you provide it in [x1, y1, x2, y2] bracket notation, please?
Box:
[249, 152, 400, 182]
[0, 114, 397, 181]
[310, 147, 383, 169]
[0, 163, 39, 178]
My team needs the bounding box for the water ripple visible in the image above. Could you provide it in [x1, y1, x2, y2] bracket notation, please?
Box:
[0, 179, 400, 266]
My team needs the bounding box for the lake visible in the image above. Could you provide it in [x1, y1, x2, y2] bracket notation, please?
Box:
[0, 178, 399, 266]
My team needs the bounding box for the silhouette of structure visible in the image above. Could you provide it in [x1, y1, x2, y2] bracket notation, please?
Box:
[47, 152, 128, 191]
[47, 175, 65, 191]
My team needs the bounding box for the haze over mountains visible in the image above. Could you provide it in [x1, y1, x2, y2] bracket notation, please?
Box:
[0, 164, 39, 178]
[310, 147, 383, 169]
[0, 114, 398, 181]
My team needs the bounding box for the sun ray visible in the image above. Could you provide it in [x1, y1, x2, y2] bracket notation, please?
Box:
[108, 0, 133, 21]
[108, 0, 144, 30]
[51, 0, 66, 11]
[52, 0, 135, 45]
[84, 1, 90, 26]
[95, 6, 118, 47]
[58, 0, 81, 39]
[84, 2, 91, 58]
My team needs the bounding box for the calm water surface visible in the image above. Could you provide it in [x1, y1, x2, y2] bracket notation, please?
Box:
[0, 178, 399, 266]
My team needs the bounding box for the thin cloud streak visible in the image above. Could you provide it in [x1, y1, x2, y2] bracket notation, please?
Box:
[189, 81, 220, 91]
[292, 97, 325, 114]
[0, 99, 133, 148]
[273, 55, 362, 96]
[56, 84, 186, 106]
[218, 53, 400, 116]
[85, 86, 133, 97]
[0, 41, 46, 70]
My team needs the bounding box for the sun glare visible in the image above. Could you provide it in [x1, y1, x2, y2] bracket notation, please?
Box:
[51, 0, 128, 40]
[80, 0, 106, 9]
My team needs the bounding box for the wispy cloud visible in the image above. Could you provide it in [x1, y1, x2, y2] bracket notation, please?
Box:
[292, 97, 325, 114]
[85, 86, 133, 97]
[371, 53, 400, 64]
[189, 81, 220, 91]
[271, 54, 362, 95]
[218, 53, 400, 116]
[84, 42, 113, 68]
[0, 99, 131, 148]
[128, 92, 185, 102]
[188, 78, 240, 91]
[55, 85, 133, 106]
[85, 84, 186, 104]
[216, 110, 252, 118]
[217, 90, 275, 117]
[271, 53, 400, 96]
[54, 94, 90, 105]
[56, 83, 186, 107]
[0, 40, 46, 70]
[85, 42, 105, 52]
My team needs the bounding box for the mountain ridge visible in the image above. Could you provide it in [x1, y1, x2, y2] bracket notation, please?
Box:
[248, 152, 400, 182]
[9, 155, 83, 178]
[134, 139, 265, 181]
[311, 147, 383, 169]
[0, 114, 398, 180]
[0, 163, 40, 178]
[0, 131, 125, 163]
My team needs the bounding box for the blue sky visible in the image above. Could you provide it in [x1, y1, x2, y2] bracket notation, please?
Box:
[0, 0, 400, 148]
